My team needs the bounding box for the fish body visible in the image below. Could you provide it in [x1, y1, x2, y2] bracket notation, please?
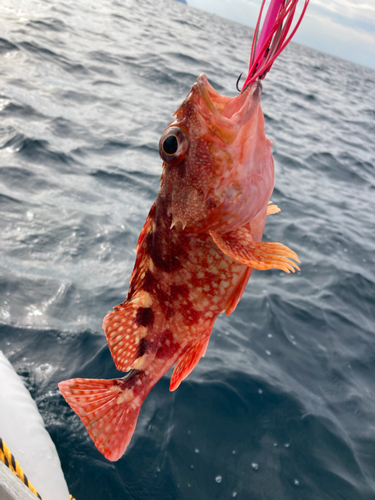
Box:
[59, 74, 299, 461]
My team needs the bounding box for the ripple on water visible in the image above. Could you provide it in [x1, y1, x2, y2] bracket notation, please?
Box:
[0, 0, 374, 499]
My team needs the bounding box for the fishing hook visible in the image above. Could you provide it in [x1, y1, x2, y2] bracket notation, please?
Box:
[236, 73, 243, 92]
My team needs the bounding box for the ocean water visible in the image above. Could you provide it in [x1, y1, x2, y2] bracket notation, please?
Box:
[1, 0, 375, 499]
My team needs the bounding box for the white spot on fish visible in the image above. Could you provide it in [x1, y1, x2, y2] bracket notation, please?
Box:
[143, 292, 153, 307]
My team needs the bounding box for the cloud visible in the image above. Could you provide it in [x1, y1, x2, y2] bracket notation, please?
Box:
[297, 1, 375, 68]
[312, 0, 375, 19]
[310, 0, 375, 34]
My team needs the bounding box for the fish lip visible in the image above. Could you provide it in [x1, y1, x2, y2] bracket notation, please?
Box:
[235, 79, 262, 124]
[196, 73, 222, 114]
[196, 73, 262, 123]
[246, 79, 262, 99]
[193, 74, 239, 145]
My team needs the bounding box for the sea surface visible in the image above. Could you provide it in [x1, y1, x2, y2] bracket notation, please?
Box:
[1, 0, 375, 499]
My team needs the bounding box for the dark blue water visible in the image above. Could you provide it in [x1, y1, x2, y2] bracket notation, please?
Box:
[1, 0, 375, 498]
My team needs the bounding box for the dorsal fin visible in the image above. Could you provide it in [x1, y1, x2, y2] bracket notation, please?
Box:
[103, 293, 158, 372]
[103, 203, 163, 373]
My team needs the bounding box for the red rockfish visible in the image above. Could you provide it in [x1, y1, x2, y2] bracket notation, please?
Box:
[59, 0, 308, 461]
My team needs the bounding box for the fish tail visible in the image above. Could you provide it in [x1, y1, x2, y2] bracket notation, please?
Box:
[58, 370, 146, 461]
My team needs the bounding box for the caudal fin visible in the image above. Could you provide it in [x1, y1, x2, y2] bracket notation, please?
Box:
[58, 372, 145, 461]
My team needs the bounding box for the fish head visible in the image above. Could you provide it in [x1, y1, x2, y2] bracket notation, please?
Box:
[158, 73, 274, 233]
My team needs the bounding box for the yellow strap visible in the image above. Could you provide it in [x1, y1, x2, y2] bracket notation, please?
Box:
[0, 437, 77, 500]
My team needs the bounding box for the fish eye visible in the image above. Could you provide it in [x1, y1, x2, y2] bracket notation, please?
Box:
[159, 126, 189, 165]
[162, 135, 178, 156]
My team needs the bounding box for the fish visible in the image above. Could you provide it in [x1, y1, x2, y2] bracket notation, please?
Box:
[59, 0, 309, 461]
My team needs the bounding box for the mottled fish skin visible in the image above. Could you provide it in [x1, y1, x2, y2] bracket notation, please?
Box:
[104, 199, 256, 385]
[58, 74, 299, 461]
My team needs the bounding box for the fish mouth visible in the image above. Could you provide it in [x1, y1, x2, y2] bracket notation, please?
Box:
[193, 74, 262, 144]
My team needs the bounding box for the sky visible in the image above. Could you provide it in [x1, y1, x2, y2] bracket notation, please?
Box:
[186, 0, 375, 70]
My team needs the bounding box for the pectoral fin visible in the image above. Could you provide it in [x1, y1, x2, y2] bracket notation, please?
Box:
[170, 337, 210, 391]
[210, 227, 300, 273]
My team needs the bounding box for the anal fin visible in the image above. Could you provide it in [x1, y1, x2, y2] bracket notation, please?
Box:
[170, 337, 210, 392]
[224, 267, 252, 316]
[210, 227, 300, 273]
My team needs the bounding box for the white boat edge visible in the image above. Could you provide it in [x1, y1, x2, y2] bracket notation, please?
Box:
[0, 461, 39, 500]
[0, 351, 70, 500]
